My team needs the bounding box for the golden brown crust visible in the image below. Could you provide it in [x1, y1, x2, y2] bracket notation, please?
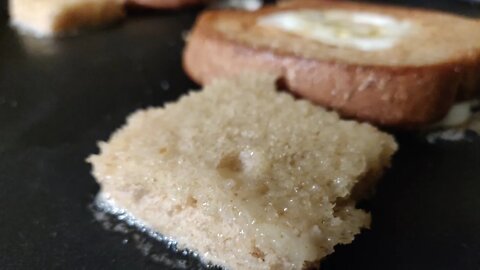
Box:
[183, 1, 480, 127]
[126, 0, 204, 9]
[53, 1, 125, 33]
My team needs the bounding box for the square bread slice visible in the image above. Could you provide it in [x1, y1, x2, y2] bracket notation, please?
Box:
[9, 0, 125, 37]
[88, 74, 397, 269]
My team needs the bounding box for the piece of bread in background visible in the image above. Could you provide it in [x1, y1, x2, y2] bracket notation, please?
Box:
[126, 0, 206, 9]
[88, 73, 397, 270]
[9, 0, 125, 37]
[183, 0, 480, 127]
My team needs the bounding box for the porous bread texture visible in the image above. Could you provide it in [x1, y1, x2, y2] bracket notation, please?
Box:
[88, 74, 397, 270]
[9, 0, 125, 37]
[183, 0, 480, 127]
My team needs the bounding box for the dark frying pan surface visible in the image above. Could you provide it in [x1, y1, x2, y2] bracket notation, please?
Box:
[1, 1, 480, 269]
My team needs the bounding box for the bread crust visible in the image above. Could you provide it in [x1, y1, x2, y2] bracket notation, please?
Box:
[126, 0, 204, 9]
[183, 2, 480, 127]
[9, 0, 126, 37]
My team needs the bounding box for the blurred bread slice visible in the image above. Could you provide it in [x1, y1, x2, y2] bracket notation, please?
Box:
[9, 0, 125, 37]
[126, 0, 205, 9]
[183, 0, 480, 127]
[88, 73, 397, 270]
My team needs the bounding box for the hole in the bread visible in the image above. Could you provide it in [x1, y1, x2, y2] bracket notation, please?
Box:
[257, 183, 269, 195]
[288, 159, 297, 166]
[158, 147, 168, 154]
[217, 153, 243, 177]
[251, 246, 266, 261]
[186, 195, 198, 208]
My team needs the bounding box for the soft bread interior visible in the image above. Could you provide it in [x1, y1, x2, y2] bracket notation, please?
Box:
[89, 73, 397, 269]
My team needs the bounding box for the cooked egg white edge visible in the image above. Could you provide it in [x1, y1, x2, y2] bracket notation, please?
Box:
[435, 101, 478, 128]
[258, 9, 412, 51]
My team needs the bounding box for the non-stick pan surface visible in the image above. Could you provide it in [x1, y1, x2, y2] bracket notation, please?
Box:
[1, 1, 480, 269]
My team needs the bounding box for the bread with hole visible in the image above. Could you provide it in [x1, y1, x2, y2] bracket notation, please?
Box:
[183, 0, 480, 127]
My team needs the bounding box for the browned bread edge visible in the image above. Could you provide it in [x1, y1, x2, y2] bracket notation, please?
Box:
[183, 6, 480, 127]
[126, 0, 205, 9]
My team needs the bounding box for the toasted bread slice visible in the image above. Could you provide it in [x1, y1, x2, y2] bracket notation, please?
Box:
[183, 0, 480, 127]
[88, 73, 397, 270]
[9, 0, 125, 37]
[126, 0, 205, 9]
